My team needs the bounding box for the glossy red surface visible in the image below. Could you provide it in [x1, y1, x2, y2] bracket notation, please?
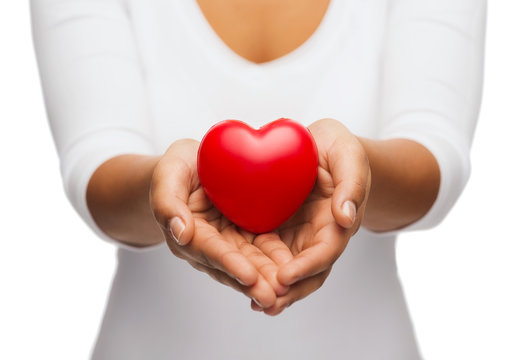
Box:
[197, 118, 318, 233]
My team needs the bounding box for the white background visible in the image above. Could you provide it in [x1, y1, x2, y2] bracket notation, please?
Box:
[0, 1, 517, 359]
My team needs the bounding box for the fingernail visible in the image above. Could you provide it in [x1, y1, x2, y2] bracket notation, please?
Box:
[169, 217, 186, 245]
[341, 200, 357, 225]
[252, 297, 263, 308]
[235, 277, 247, 286]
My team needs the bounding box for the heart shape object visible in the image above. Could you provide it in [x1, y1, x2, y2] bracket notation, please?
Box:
[197, 118, 318, 233]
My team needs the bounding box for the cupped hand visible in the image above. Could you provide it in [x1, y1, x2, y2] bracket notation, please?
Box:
[251, 118, 371, 315]
[149, 139, 292, 308]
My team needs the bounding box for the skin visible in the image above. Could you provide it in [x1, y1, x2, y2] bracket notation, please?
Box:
[87, 120, 439, 313]
[86, 1, 440, 314]
[195, 0, 331, 64]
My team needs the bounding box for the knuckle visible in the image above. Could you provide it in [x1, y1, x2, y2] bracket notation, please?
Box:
[198, 251, 212, 268]
[258, 262, 276, 274]
[151, 202, 171, 228]
[316, 275, 327, 289]
[168, 243, 187, 260]
[351, 178, 367, 203]
[320, 118, 341, 128]
[187, 260, 205, 273]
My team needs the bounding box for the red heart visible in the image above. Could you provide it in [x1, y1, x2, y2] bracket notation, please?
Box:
[197, 118, 318, 233]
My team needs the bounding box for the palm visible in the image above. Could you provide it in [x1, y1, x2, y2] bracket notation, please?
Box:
[277, 162, 343, 257]
[250, 159, 349, 315]
[158, 119, 369, 314]
[251, 119, 370, 315]
[189, 182, 253, 242]
[183, 179, 291, 304]
[155, 139, 290, 308]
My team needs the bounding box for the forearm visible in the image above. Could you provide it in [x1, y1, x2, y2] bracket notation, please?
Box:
[358, 138, 440, 232]
[86, 154, 163, 247]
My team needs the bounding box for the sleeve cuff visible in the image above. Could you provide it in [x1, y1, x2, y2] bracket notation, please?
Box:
[60, 128, 164, 252]
[365, 112, 471, 236]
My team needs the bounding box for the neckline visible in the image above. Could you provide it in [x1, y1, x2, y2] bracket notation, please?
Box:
[179, 0, 345, 78]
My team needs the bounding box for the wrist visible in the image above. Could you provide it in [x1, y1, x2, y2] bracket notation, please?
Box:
[87, 154, 164, 247]
[355, 137, 440, 232]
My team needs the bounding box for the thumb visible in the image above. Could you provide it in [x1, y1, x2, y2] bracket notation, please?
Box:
[150, 140, 199, 246]
[328, 138, 370, 230]
[166, 203, 194, 246]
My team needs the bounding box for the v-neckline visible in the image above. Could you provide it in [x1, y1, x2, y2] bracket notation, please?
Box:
[178, 0, 346, 78]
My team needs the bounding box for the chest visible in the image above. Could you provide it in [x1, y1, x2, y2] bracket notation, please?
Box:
[126, 0, 388, 149]
[195, 0, 330, 63]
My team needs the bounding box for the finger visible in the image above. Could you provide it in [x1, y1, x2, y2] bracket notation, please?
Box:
[328, 137, 370, 229]
[236, 227, 256, 244]
[230, 232, 289, 296]
[277, 224, 347, 286]
[250, 299, 263, 312]
[263, 269, 331, 316]
[188, 260, 276, 308]
[308, 119, 370, 229]
[253, 233, 294, 266]
[150, 140, 199, 245]
[249, 233, 293, 296]
[188, 221, 259, 287]
[240, 243, 289, 297]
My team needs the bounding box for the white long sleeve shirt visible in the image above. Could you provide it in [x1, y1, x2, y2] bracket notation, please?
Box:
[31, 0, 486, 359]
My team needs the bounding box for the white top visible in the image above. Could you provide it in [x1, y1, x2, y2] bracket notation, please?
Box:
[31, 0, 486, 358]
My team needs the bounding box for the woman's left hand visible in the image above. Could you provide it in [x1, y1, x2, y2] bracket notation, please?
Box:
[251, 118, 371, 315]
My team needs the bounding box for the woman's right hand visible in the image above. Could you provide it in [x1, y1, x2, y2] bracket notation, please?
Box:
[149, 139, 292, 308]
